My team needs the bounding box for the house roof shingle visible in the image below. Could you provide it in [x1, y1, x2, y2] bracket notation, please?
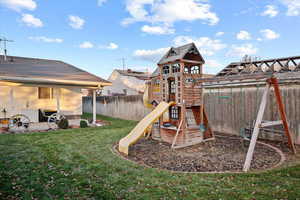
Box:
[115, 69, 150, 80]
[0, 55, 110, 86]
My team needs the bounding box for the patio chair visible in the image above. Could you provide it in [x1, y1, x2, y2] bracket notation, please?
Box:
[39, 109, 65, 129]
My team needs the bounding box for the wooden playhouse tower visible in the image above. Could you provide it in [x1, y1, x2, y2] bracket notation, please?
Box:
[147, 43, 214, 148]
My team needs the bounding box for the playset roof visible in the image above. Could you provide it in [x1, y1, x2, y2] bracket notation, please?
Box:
[158, 43, 205, 65]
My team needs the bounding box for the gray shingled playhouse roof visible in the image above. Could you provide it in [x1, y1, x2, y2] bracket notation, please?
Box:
[158, 43, 205, 65]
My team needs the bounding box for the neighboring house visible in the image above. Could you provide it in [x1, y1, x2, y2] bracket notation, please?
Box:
[0, 55, 111, 123]
[102, 69, 150, 96]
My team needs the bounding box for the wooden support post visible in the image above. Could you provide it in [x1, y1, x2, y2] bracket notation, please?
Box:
[243, 83, 270, 172]
[175, 74, 178, 103]
[202, 107, 214, 139]
[200, 64, 204, 125]
[10, 88, 14, 111]
[271, 77, 296, 153]
[56, 88, 61, 116]
[199, 86, 204, 130]
[93, 90, 96, 125]
[171, 119, 183, 148]
[179, 62, 186, 138]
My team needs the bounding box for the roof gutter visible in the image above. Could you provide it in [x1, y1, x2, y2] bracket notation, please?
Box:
[0, 76, 112, 88]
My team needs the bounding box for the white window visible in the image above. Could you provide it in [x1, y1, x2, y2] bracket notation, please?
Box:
[163, 66, 170, 74]
[185, 78, 194, 83]
[170, 106, 179, 119]
[184, 66, 189, 74]
[38, 87, 54, 99]
[191, 66, 200, 74]
[155, 79, 160, 85]
[172, 64, 180, 73]
[170, 80, 176, 94]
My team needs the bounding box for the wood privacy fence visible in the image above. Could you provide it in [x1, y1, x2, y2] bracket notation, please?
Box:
[83, 95, 150, 121]
[204, 83, 300, 144]
[83, 84, 300, 144]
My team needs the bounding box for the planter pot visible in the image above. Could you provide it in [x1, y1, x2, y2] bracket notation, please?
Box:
[0, 127, 9, 133]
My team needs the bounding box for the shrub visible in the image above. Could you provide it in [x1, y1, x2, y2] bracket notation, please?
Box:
[80, 120, 88, 128]
[58, 118, 69, 129]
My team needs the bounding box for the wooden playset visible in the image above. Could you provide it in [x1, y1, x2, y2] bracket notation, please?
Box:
[147, 43, 214, 148]
[119, 43, 297, 172]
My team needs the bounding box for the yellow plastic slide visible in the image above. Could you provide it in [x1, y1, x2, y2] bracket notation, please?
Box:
[119, 101, 175, 155]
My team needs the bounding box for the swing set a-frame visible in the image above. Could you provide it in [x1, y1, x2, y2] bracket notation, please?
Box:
[198, 74, 297, 172]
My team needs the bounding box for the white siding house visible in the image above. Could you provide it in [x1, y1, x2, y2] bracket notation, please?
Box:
[0, 55, 111, 123]
[102, 69, 150, 96]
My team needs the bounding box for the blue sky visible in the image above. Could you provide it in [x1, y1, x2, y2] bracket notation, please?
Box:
[0, 0, 300, 79]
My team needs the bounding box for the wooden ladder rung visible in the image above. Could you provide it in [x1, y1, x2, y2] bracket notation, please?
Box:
[260, 120, 282, 127]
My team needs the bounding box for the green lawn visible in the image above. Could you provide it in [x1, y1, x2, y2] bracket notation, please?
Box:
[0, 114, 300, 200]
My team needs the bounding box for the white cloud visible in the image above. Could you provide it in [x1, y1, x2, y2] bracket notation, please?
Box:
[133, 35, 226, 62]
[261, 5, 279, 17]
[280, 0, 300, 16]
[29, 36, 63, 43]
[173, 36, 226, 56]
[141, 25, 175, 35]
[123, 0, 219, 26]
[107, 42, 118, 49]
[227, 44, 258, 57]
[98, 0, 106, 6]
[215, 31, 224, 37]
[69, 15, 85, 29]
[0, 0, 36, 11]
[236, 30, 251, 40]
[99, 42, 119, 50]
[21, 14, 43, 27]
[79, 41, 94, 49]
[133, 47, 169, 62]
[260, 29, 280, 40]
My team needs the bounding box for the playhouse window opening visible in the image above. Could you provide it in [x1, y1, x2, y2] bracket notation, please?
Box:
[185, 78, 193, 83]
[172, 64, 180, 73]
[189, 47, 196, 54]
[38, 87, 54, 99]
[170, 80, 176, 94]
[163, 66, 170, 74]
[155, 79, 160, 85]
[184, 66, 189, 74]
[170, 106, 179, 119]
[191, 66, 200, 74]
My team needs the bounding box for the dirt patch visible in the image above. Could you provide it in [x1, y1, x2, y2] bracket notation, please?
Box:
[121, 135, 284, 172]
